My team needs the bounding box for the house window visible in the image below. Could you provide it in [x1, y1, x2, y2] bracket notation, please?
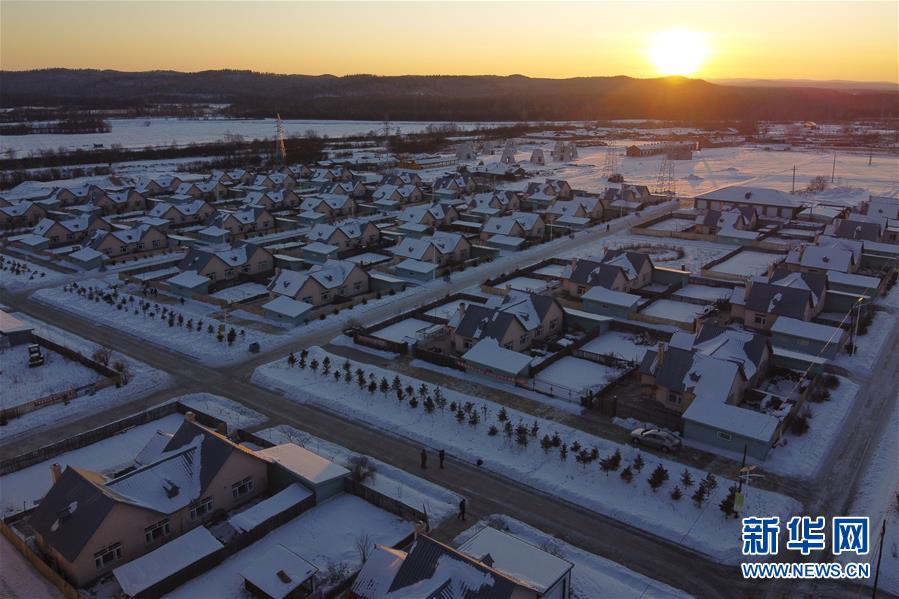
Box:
[519, 334, 528, 345]
[226, 269, 234, 277]
[464, 339, 473, 349]
[94, 543, 122, 570]
[120, 246, 127, 254]
[668, 393, 682, 405]
[549, 318, 559, 329]
[717, 431, 732, 441]
[144, 519, 171, 544]
[503, 342, 513, 350]
[577, 286, 586, 295]
[353, 281, 362, 291]
[232, 476, 254, 499]
[190, 497, 213, 520]
[753, 314, 767, 325]
[322, 291, 330, 301]
[301, 296, 313, 304]
[138, 242, 144, 250]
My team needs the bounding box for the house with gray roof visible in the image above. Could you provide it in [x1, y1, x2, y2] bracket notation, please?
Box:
[694, 186, 803, 219]
[451, 292, 563, 354]
[733, 268, 826, 330]
[268, 259, 369, 306]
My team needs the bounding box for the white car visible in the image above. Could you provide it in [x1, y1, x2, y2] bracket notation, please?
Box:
[630, 428, 682, 452]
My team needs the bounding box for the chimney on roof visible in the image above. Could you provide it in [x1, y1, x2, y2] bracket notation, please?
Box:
[50, 463, 62, 483]
[185, 411, 196, 423]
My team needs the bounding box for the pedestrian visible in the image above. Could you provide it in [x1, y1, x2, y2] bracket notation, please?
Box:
[420, 448, 427, 469]
[438, 449, 445, 469]
[457, 498, 466, 521]
[606, 223, 610, 231]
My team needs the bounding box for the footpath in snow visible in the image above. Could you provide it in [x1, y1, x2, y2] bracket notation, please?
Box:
[252, 347, 800, 564]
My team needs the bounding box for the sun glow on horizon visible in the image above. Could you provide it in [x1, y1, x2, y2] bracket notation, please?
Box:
[648, 28, 709, 76]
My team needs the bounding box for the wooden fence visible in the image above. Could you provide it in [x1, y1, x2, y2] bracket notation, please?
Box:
[0, 520, 82, 599]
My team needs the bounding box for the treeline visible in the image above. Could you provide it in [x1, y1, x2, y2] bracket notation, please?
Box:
[0, 117, 111, 136]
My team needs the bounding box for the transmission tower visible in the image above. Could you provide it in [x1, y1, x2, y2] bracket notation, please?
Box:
[655, 156, 676, 197]
[274, 114, 287, 167]
[600, 146, 618, 179]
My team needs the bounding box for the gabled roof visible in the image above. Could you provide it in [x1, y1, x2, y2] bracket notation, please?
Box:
[601, 249, 652, 279]
[696, 186, 801, 209]
[743, 282, 812, 319]
[567, 259, 625, 288]
[640, 345, 741, 403]
[768, 268, 827, 304]
[269, 260, 362, 296]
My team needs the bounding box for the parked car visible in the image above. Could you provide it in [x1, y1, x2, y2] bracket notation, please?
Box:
[630, 427, 681, 452]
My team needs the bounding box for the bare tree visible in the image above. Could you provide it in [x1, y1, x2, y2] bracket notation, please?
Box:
[92, 346, 112, 366]
[354, 532, 373, 563]
[348, 456, 377, 483]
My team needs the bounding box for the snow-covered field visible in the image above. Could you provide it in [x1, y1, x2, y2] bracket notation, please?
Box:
[253, 347, 801, 564]
[176, 393, 267, 431]
[707, 250, 785, 277]
[257, 424, 462, 525]
[0, 314, 171, 444]
[455, 515, 690, 598]
[0, 413, 184, 516]
[2, 344, 101, 406]
[164, 494, 413, 599]
[532, 356, 625, 398]
[0, 254, 73, 291]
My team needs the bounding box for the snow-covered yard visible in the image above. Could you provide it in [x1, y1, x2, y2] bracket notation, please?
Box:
[2, 345, 101, 407]
[644, 217, 694, 232]
[176, 393, 267, 431]
[456, 515, 689, 598]
[708, 250, 785, 277]
[0, 314, 171, 444]
[164, 495, 413, 599]
[532, 356, 625, 398]
[0, 413, 184, 516]
[371, 318, 434, 343]
[257, 424, 462, 525]
[500, 276, 552, 293]
[424, 299, 470, 320]
[0, 254, 72, 291]
[210, 282, 269, 303]
[580, 331, 653, 363]
[253, 347, 801, 564]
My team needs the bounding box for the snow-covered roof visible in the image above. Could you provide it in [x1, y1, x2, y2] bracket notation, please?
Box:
[581, 286, 642, 308]
[770, 316, 848, 344]
[229, 484, 313, 532]
[396, 258, 438, 274]
[302, 241, 340, 254]
[239, 544, 318, 599]
[255, 443, 349, 485]
[0, 310, 33, 335]
[113, 526, 222, 597]
[462, 338, 532, 376]
[683, 397, 780, 443]
[68, 247, 105, 263]
[166, 270, 210, 288]
[696, 186, 801, 209]
[457, 527, 573, 594]
[262, 296, 314, 319]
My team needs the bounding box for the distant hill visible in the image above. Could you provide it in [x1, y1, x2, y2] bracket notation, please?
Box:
[1, 69, 896, 121]
[711, 78, 898, 92]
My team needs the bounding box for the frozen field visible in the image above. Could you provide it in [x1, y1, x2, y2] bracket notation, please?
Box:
[0, 413, 184, 516]
[1, 118, 519, 154]
[165, 495, 412, 599]
[253, 347, 801, 563]
[532, 356, 625, 397]
[708, 250, 785, 277]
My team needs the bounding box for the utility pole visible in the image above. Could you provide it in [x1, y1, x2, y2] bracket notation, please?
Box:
[791, 165, 796, 193]
[831, 152, 837, 183]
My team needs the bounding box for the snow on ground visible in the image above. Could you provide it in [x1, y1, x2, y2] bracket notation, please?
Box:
[253, 347, 801, 564]
[257, 424, 462, 525]
[532, 357, 625, 398]
[0, 533, 62, 599]
[455, 515, 690, 599]
[835, 310, 898, 375]
[0, 313, 171, 444]
[2, 344, 100, 406]
[644, 217, 694, 232]
[500, 276, 552, 293]
[176, 393, 267, 431]
[371, 318, 433, 343]
[164, 494, 413, 599]
[329, 334, 399, 359]
[708, 250, 785, 277]
[424, 299, 470, 320]
[533, 263, 568, 278]
[0, 413, 184, 516]
[640, 299, 710, 323]
[580, 331, 652, 363]
[0, 254, 73, 291]
[845, 387, 899, 596]
[566, 232, 733, 275]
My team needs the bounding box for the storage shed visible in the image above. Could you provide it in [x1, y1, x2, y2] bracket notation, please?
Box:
[256, 443, 350, 502]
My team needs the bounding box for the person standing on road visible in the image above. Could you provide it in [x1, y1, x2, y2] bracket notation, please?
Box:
[457, 498, 466, 521]
[438, 449, 445, 469]
[420, 448, 427, 469]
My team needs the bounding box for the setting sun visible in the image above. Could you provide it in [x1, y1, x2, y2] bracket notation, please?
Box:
[648, 27, 709, 76]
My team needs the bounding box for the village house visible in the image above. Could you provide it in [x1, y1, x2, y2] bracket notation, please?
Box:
[49, 184, 109, 207]
[693, 207, 758, 236]
[785, 238, 861, 274]
[93, 189, 146, 215]
[178, 243, 273, 283]
[32, 215, 111, 246]
[381, 172, 422, 187]
[826, 218, 885, 243]
[351, 530, 573, 599]
[451, 292, 563, 353]
[253, 172, 296, 189]
[268, 259, 370, 306]
[391, 232, 471, 266]
[307, 219, 380, 251]
[285, 164, 312, 179]
[433, 173, 476, 197]
[733, 268, 827, 330]
[694, 186, 803, 219]
[397, 203, 458, 228]
[562, 250, 654, 296]
[137, 175, 182, 195]
[299, 194, 355, 219]
[213, 207, 275, 236]
[544, 196, 603, 225]
[87, 224, 168, 257]
[625, 141, 695, 159]
[371, 184, 422, 206]
[148, 200, 215, 226]
[244, 188, 300, 211]
[320, 180, 367, 198]
[29, 417, 269, 587]
[0, 201, 47, 229]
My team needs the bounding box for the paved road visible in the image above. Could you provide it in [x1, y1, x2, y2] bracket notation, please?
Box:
[2, 203, 889, 598]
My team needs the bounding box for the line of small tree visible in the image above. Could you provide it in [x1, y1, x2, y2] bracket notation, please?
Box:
[286, 351, 741, 515]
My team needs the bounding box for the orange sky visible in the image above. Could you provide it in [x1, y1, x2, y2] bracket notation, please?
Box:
[1, 1, 897, 82]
